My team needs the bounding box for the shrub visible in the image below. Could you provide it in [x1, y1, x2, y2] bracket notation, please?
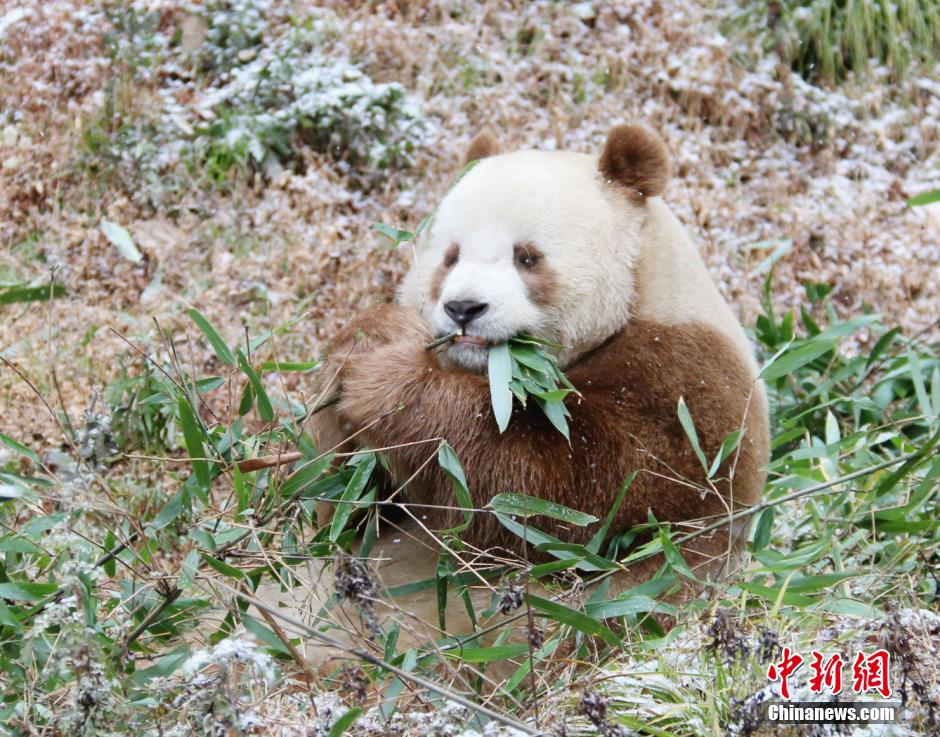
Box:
[78, 2, 425, 206]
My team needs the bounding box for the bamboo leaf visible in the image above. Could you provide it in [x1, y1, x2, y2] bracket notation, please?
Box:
[526, 594, 620, 646]
[373, 222, 415, 248]
[677, 396, 708, 471]
[488, 493, 597, 526]
[487, 342, 513, 432]
[0, 283, 66, 304]
[330, 455, 376, 542]
[236, 350, 274, 422]
[587, 472, 637, 554]
[760, 337, 837, 380]
[446, 644, 529, 663]
[708, 429, 743, 478]
[186, 308, 235, 366]
[0, 433, 39, 463]
[177, 397, 211, 501]
[100, 220, 143, 263]
[906, 189, 940, 207]
[752, 507, 774, 551]
[328, 708, 363, 737]
[201, 553, 246, 580]
[0, 582, 58, 601]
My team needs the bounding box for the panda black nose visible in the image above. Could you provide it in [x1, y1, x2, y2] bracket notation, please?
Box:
[444, 300, 489, 327]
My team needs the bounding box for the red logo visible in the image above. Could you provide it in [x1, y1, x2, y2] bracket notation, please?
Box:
[852, 650, 892, 698]
[808, 651, 844, 695]
[767, 647, 891, 699]
[767, 647, 804, 699]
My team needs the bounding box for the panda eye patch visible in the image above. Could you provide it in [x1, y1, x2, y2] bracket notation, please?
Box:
[442, 244, 460, 268]
[513, 243, 542, 269]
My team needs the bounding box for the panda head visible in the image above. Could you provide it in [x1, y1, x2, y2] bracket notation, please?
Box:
[398, 125, 670, 373]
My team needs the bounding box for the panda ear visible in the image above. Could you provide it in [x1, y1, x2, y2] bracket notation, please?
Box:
[462, 130, 502, 166]
[599, 125, 670, 199]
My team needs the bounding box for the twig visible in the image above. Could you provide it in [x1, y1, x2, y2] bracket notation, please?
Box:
[425, 331, 461, 350]
[249, 584, 321, 709]
[125, 585, 182, 648]
[235, 452, 303, 473]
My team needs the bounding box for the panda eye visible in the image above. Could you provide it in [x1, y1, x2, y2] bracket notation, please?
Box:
[514, 243, 541, 269]
[443, 244, 459, 268]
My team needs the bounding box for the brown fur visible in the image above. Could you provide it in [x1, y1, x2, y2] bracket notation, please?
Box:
[598, 125, 670, 199]
[463, 130, 502, 165]
[514, 242, 558, 307]
[313, 305, 769, 576]
[429, 244, 459, 302]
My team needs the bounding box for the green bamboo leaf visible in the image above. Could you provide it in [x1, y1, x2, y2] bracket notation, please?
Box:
[659, 528, 696, 579]
[585, 595, 671, 619]
[906, 189, 940, 207]
[446, 644, 529, 663]
[676, 396, 708, 471]
[259, 360, 320, 373]
[242, 614, 292, 657]
[0, 433, 39, 463]
[760, 337, 837, 380]
[177, 397, 211, 501]
[488, 492, 597, 526]
[528, 559, 581, 577]
[526, 594, 620, 646]
[103, 530, 117, 577]
[186, 308, 235, 366]
[201, 553, 246, 580]
[587, 472, 637, 554]
[279, 455, 333, 498]
[708, 429, 743, 478]
[0, 535, 43, 554]
[906, 351, 935, 418]
[147, 490, 184, 532]
[236, 350, 274, 422]
[330, 455, 376, 542]
[179, 550, 200, 589]
[538, 397, 570, 441]
[373, 222, 415, 248]
[736, 581, 815, 608]
[786, 571, 864, 593]
[752, 507, 774, 551]
[0, 283, 66, 304]
[327, 708, 363, 737]
[535, 542, 618, 570]
[438, 443, 472, 530]
[510, 346, 557, 377]
[238, 381, 254, 416]
[0, 582, 59, 601]
[488, 342, 513, 432]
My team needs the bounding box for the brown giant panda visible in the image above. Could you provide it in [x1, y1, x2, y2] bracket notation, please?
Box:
[300, 125, 770, 649]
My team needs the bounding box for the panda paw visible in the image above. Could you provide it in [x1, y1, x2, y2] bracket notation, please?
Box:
[318, 304, 429, 388]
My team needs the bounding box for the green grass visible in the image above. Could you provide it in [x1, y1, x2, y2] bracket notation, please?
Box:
[0, 279, 936, 735]
[734, 0, 940, 84]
